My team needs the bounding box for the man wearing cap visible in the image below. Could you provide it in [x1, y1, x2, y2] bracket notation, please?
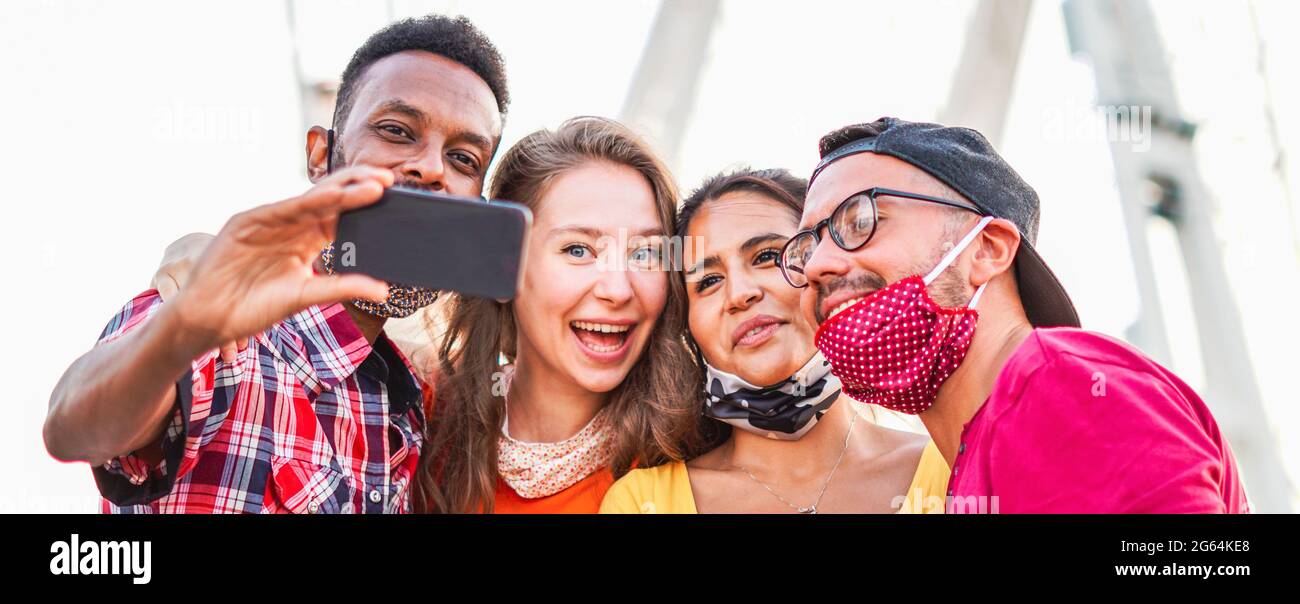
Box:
[780, 117, 1249, 513]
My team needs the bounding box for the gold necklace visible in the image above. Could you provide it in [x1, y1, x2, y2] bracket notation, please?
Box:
[733, 411, 858, 514]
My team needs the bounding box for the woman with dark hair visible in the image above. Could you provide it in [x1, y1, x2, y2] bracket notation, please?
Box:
[601, 167, 950, 513]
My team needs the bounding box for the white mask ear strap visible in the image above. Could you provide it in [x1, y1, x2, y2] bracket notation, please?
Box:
[923, 216, 995, 285]
[968, 281, 988, 309]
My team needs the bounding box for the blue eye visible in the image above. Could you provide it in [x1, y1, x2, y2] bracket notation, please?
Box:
[563, 244, 592, 260]
[755, 249, 780, 265]
[629, 245, 663, 270]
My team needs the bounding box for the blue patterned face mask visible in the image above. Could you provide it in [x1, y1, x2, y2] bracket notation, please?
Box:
[702, 351, 842, 440]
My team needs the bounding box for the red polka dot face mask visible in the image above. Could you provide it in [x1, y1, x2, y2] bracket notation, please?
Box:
[814, 216, 994, 414]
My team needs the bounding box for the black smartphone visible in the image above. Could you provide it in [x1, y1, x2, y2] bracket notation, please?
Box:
[332, 187, 532, 300]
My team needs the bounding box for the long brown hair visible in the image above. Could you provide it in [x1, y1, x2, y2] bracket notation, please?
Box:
[418, 116, 703, 513]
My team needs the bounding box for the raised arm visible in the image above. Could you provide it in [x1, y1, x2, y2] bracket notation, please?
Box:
[44, 167, 394, 464]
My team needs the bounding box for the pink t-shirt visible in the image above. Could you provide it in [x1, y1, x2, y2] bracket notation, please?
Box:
[947, 328, 1249, 513]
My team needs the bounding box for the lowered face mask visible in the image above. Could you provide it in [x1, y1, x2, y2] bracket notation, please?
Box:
[702, 351, 842, 440]
[814, 216, 993, 414]
[320, 242, 438, 319]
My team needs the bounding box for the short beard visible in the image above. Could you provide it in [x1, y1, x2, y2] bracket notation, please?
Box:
[812, 233, 975, 324]
[927, 210, 981, 307]
[926, 263, 973, 308]
[814, 271, 887, 324]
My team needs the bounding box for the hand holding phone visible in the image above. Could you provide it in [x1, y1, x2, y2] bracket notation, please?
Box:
[332, 187, 532, 300]
[164, 167, 394, 352]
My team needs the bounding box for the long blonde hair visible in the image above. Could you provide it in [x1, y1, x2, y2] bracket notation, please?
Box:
[418, 117, 703, 513]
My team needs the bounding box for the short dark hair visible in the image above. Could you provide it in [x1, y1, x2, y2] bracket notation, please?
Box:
[332, 15, 509, 132]
[675, 167, 807, 238]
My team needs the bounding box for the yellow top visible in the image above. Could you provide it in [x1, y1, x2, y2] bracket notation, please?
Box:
[599, 440, 950, 514]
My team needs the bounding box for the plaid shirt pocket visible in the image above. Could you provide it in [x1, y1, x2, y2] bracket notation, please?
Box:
[267, 456, 354, 514]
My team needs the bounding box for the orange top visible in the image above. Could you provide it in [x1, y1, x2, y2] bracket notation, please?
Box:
[424, 383, 617, 514]
[493, 471, 615, 514]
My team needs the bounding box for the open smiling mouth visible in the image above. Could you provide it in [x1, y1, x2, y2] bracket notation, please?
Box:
[570, 321, 634, 355]
[828, 297, 867, 320]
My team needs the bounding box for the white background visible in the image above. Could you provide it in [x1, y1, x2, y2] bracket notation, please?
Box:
[1, 0, 1298, 512]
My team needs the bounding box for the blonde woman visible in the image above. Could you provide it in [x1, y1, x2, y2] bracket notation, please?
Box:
[418, 117, 703, 513]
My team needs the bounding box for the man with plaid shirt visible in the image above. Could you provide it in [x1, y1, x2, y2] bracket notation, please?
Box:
[43, 15, 510, 513]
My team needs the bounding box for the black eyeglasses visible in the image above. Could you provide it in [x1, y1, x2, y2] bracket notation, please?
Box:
[778, 187, 984, 288]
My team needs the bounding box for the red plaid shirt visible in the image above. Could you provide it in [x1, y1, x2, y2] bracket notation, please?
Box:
[92, 291, 425, 513]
